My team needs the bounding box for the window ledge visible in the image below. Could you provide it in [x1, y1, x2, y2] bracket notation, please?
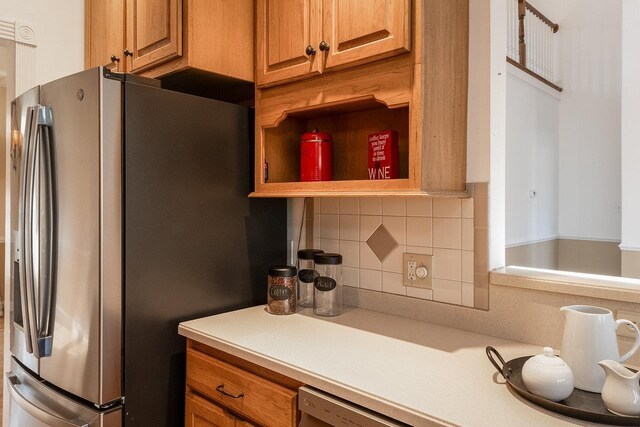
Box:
[491, 266, 640, 304]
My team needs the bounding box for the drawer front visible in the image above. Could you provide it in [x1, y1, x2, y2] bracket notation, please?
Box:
[185, 392, 236, 427]
[186, 349, 298, 427]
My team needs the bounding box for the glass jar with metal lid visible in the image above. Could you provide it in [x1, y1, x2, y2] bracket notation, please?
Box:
[297, 249, 324, 308]
[313, 253, 342, 317]
[267, 265, 297, 315]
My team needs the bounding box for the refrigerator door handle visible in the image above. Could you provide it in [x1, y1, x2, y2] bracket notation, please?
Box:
[18, 107, 37, 355]
[6, 373, 89, 427]
[35, 106, 56, 357]
[24, 105, 56, 359]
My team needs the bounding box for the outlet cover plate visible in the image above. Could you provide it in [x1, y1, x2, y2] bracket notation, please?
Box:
[616, 310, 640, 338]
[403, 253, 433, 289]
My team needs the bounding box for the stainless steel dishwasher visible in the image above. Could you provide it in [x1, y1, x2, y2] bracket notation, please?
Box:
[298, 386, 408, 427]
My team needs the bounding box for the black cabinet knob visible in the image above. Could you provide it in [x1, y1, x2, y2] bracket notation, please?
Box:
[123, 49, 133, 57]
[110, 54, 120, 63]
[305, 45, 316, 56]
[319, 41, 330, 52]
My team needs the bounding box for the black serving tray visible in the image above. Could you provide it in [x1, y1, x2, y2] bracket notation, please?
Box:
[486, 346, 640, 425]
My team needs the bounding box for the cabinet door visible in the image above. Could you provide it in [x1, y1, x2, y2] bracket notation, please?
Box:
[321, 0, 410, 70]
[256, 0, 322, 86]
[125, 0, 182, 72]
[185, 392, 236, 427]
[85, 0, 125, 71]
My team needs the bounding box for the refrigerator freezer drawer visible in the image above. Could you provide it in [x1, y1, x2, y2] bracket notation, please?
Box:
[7, 360, 122, 427]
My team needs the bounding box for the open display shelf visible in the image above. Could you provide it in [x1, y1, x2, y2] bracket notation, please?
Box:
[264, 99, 409, 184]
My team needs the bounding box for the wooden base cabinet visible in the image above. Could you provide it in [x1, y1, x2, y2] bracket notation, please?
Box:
[185, 340, 300, 427]
[252, 0, 470, 197]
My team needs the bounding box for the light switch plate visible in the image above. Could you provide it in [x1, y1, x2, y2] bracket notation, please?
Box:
[403, 253, 432, 289]
[616, 310, 640, 338]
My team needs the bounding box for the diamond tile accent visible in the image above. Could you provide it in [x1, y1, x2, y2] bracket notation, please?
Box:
[366, 224, 398, 262]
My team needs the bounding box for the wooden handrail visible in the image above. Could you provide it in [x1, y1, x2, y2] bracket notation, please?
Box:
[507, 56, 563, 92]
[525, 1, 559, 33]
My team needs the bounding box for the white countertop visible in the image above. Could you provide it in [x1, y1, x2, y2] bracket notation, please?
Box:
[178, 306, 610, 426]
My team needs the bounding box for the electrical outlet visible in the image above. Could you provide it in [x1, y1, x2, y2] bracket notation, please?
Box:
[403, 253, 432, 289]
[616, 310, 640, 338]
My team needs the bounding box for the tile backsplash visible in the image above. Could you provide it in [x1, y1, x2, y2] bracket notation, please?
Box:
[305, 183, 489, 309]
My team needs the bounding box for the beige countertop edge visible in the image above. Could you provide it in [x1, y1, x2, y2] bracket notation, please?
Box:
[178, 323, 449, 427]
[491, 267, 640, 304]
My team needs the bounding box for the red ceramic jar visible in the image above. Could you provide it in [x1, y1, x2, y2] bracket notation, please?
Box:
[300, 129, 333, 181]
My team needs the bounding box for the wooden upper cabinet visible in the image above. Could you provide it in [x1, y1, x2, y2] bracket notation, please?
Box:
[321, 0, 410, 71]
[84, 0, 125, 72]
[256, 0, 321, 86]
[126, 0, 182, 72]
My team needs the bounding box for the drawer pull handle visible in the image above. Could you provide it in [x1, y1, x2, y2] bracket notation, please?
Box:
[216, 384, 244, 399]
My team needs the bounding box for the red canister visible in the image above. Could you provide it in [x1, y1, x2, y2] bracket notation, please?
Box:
[300, 129, 333, 181]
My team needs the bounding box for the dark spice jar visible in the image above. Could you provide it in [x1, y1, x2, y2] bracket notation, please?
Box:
[267, 265, 297, 315]
[300, 129, 333, 181]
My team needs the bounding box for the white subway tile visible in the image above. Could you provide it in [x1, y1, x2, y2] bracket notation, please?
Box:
[432, 248, 461, 281]
[340, 240, 360, 268]
[433, 218, 462, 249]
[382, 272, 406, 296]
[433, 279, 462, 305]
[406, 217, 432, 247]
[313, 214, 320, 241]
[382, 197, 406, 216]
[406, 197, 432, 217]
[462, 218, 474, 250]
[433, 199, 462, 218]
[360, 197, 382, 215]
[462, 282, 475, 307]
[359, 269, 382, 291]
[339, 214, 360, 241]
[340, 198, 360, 215]
[343, 267, 360, 288]
[319, 197, 340, 214]
[318, 238, 340, 254]
[461, 198, 474, 219]
[462, 250, 474, 283]
[319, 214, 339, 240]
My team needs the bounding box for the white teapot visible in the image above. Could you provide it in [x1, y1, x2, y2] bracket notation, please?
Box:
[560, 305, 640, 393]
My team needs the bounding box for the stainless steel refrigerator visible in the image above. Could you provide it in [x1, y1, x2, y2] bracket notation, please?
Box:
[7, 67, 285, 426]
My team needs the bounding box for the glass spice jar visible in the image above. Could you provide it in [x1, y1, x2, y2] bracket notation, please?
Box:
[313, 253, 342, 317]
[267, 265, 297, 315]
[297, 249, 324, 308]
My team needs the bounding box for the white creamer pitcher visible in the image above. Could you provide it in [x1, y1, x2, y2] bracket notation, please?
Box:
[560, 305, 640, 393]
[599, 360, 640, 416]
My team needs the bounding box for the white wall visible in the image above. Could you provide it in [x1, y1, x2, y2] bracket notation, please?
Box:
[467, 0, 491, 183]
[0, 0, 84, 86]
[534, 0, 622, 242]
[505, 70, 559, 247]
[621, 0, 640, 251]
